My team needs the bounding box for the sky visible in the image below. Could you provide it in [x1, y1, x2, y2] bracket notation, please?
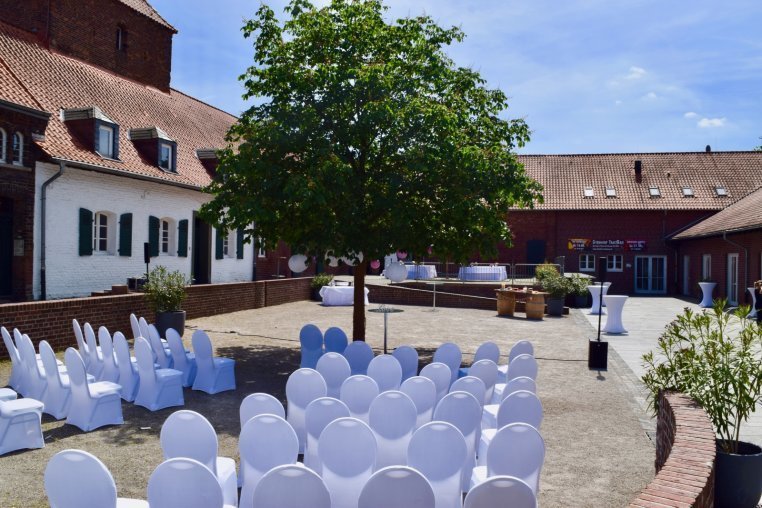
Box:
[151, 0, 762, 154]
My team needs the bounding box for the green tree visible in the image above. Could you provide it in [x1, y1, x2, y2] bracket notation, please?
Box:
[201, 0, 542, 340]
[755, 137, 762, 151]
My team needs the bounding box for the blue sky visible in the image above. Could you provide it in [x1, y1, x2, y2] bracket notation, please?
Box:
[151, 0, 762, 154]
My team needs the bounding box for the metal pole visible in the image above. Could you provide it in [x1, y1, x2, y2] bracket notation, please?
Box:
[433, 284, 437, 310]
[383, 312, 388, 354]
[596, 281, 603, 342]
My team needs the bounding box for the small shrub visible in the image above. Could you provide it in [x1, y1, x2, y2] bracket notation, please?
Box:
[535, 263, 559, 283]
[143, 266, 188, 313]
[541, 273, 571, 299]
[311, 272, 334, 289]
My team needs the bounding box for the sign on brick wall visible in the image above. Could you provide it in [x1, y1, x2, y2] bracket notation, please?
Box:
[568, 238, 647, 252]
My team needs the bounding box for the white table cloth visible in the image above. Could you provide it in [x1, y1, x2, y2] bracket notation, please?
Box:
[406, 264, 437, 279]
[747, 287, 757, 319]
[698, 282, 716, 308]
[602, 295, 628, 333]
[588, 284, 610, 314]
[458, 266, 507, 281]
[319, 286, 370, 306]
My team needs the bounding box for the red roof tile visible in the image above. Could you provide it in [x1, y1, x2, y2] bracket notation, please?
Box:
[117, 0, 176, 32]
[672, 186, 762, 239]
[0, 56, 43, 111]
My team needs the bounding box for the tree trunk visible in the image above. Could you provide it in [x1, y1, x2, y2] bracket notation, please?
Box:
[352, 260, 367, 341]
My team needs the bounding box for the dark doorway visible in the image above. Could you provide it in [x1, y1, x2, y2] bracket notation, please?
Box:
[192, 213, 211, 284]
[526, 239, 546, 265]
[0, 198, 13, 296]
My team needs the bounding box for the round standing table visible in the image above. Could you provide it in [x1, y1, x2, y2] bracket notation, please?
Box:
[747, 287, 757, 319]
[602, 295, 628, 333]
[368, 306, 404, 354]
[426, 281, 444, 311]
[698, 282, 716, 308]
[588, 285, 606, 315]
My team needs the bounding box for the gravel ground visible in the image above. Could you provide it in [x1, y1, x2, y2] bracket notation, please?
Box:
[0, 300, 654, 507]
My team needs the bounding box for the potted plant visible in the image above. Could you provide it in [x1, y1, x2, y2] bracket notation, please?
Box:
[569, 274, 590, 308]
[143, 265, 189, 337]
[534, 262, 558, 285]
[540, 272, 570, 316]
[641, 300, 762, 508]
[310, 273, 334, 301]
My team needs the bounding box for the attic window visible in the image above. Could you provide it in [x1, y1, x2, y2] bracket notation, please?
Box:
[648, 186, 661, 198]
[605, 186, 616, 198]
[583, 186, 594, 198]
[714, 186, 728, 197]
[682, 186, 694, 197]
[62, 106, 120, 160]
[129, 127, 176, 172]
[159, 142, 174, 172]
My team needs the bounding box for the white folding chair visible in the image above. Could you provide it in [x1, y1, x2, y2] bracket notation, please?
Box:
[479, 391, 543, 464]
[318, 417, 377, 508]
[343, 341, 374, 375]
[129, 313, 141, 340]
[304, 397, 350, 473]
[63, 348, 123, 432]
[299, 324, 324, 369]
[134, 337, 184, 411]
[160, 410, 238, 507]
[498, 341, 534, 382]
[407, 421, 467, 508]
[339, 375, 379, 423]
[358, 465, 436, 508]
[467, 359, 498, 404]
[84, 322, 105, 380]
[191, 330, 236, 394]
[483, 379, 539, 429]
[433, 343, 462, 387]
[1, 326, 23, 391]
[392, 345, 419, 381]
[434, 390, 482, 491]
[39, 340, 71, 419]
[0, 391, 44, 455]
[112, 332, 139, 402]
[147, 458, 228, 508]
[239, 414, 299, 507]
[367, 354, 403, 393]
[44, 449, 147, 507]
[72, 319, 91, 369]
[285, 368, 327, 453]
[324, 326, 349, 354]
[470, 423, 545, 494]
[252, 464, 331, 508]
[464, 475, 536, 508]
[166, 328, 196, 387]
[98, 327, 121, 384]
[316, 352, 351, 398]
[239, 392, 285, 428]
[419, 362, 451, 404]
[368, 390, 417, 469]
[449, 376, 486, 408]
[458, 342, 499, 378]
[400, 376, 437, 429]
[148, 324, 173, 369]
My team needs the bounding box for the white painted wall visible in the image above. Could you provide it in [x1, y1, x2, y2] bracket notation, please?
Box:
[33, 162, 254, 299]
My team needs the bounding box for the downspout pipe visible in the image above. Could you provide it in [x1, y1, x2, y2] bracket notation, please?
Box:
[40, 161, 65, 300]
[722, 231, 748, 303]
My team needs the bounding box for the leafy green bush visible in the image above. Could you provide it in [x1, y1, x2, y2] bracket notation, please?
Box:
[143, 266, 188, 313]
[535, 263, 559, 283]
[540, 273, 571, 298]
[311, 272, 334, 289]
[568, 274, 590, 296]
[642, 300, 762, 454]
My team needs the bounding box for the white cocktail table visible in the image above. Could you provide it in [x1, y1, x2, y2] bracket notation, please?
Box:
[747, 287, 757, 319]
[588, 285, 606, 315]
[698, 282, 716, 308]
[602, 295, 628, 334]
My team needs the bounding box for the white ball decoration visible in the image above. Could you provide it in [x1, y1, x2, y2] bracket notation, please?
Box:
[288, 254, 308, 273]
[385, 261, 407, 283]
[327, 256, 340, 268]
[341, 251, 364, 266]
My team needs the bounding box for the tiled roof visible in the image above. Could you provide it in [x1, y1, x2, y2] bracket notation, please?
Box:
[117, 0, 176, 32]
[0, 56, 43, 111]
[0, 21, 234, 189]
[672, 186, 762, 239]
[517, 152, 762, 211]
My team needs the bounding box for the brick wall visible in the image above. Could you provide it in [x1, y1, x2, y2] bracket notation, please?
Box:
[629, 391, 715, 508]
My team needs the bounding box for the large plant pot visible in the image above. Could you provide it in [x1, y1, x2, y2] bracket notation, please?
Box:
[155, 310, 186, 338]
[311, 287, 322, 301]
[715, 440, 762, 508]
[573, 294, 588, 308]
[546, 297, 565, 316]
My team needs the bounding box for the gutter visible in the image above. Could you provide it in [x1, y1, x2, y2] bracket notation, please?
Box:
[40, 160, 65, 300]
[722, 231, 748, 299]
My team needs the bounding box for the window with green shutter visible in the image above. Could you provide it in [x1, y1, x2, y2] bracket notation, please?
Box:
[148, 215, 159, 257]
[177, 219, 188, 257]
[118, 213, 132, 256]
[79, 208, 93, 256]
[236, 228, 245, 259]
[215, 228, 224, 260]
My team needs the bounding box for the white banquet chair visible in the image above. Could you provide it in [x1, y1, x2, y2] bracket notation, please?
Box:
[112, 332, 139, 402]
[459, 342, 499, 378]
[493, 354, 538, 402]
[166, 328, 196, 387]
[72, 319, 91, 370]
[63, 348, 123, 432]
[433, 343, 462, 387]
[467, 359, 498, 404]
[285, 368, 327, 453]
[368, 390, 417, 469]
[147, 458, 230, 508]
[148, 324, 173, 369]
[318, 417, 377, 508]
[343, 340, 375, 375]
[138, 317, 150, 343]
[304, 397, 350, 473]
[239, 392, 285, 428]
[1, 326, 23, 391]
[239, 414, 299, 507]
[251, 464, 331, 508]
[407, 421, 467, 508]
[478, 391, 543, 464]
[400, 376, 437, 429]
[340, 375, 379, 423]
[433, 390, 482, 491]
[39, 340, 71, 419]
[464, 475, 536, 508]
[299, 324, 324, 369]
[84, 322, 105, 379]
[16, 334, 48, 400]
[98, 327, 121, 384]
[498, 341, 534, 382]
[392, 345, 419, 381]
[191, 330, 236, 394]
[419, 362, 451, 404]
[367, 354, 403, 392]
[449, 376, 486, 408]
[129, 313, 141, 341]
[358, 465, 436, 508]
[470, 423, 545, 494]
[324, 326, 349, 354]
[0, 388, 16, 402]
[483, 376, 537, 427]
[134, 337, 184, 411]
[0, 391, 44, 455]
[160, 410, 238, 507]
[316, 352, 351, 398]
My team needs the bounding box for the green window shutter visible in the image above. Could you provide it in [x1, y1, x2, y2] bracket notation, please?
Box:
[177, 219, 188, 257]
[215, 228, 224, 260]
[148, 215, 159, 257]
[118, 213, 132, 256]
[78, 208, 93, 256]
[236, 228, 244, 259]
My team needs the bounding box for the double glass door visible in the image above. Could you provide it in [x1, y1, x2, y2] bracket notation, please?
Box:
[635, 256, 667, 294]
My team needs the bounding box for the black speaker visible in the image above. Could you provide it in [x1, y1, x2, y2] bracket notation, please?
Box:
[144, 242, 151, 264]
[598, 256, 608, 281]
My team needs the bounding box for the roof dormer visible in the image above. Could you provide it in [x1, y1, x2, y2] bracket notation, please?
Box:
[129, 127, 177, 172]
[62, 106, 120, 160]
[196, 148, 219, 176]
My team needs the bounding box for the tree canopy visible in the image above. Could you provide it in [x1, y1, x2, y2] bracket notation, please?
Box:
[201, 0, 543, 339]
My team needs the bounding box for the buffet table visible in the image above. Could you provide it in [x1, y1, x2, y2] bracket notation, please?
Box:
[458, 266, 507, 281]
[406, 264, 438, 279]
[319, 286, 370, 306]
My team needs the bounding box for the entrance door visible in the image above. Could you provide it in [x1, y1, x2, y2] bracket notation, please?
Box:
[727, 253, 739, 305]
[0, 198, 12, 296]
[526, 240, 546, 265]
[682, 255, 690, 296]
[192, 213, 211, 284]
[634, 256, 667, 294]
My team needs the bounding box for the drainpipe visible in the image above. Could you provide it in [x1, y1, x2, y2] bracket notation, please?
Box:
[723, 231, 748, 302]
[40, 160, 65, 300]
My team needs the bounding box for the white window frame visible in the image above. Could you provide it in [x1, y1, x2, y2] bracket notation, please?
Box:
[97, 124, 115, 159]
[579, 254, 595, 272]
[158, 142, 173, 171]
[0, 128, 6, 162]
[12, 132, 23, 166]
[607, 254, 623, 272]
[160, 218, 175, 256]
[702, 254, 711, 281]
[92, 211, 115, 255]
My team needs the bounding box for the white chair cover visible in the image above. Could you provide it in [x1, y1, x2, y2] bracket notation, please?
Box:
[343, 341, 375, 375]
[479, 391, 543, 464]
[44, 449, 148, 507]
[134, 337, 184, 411]
[0, 388, 16, 402]
[252, 464, 331, 508]
[459, 342, 499, 378]
[368, 390, 417, 469]
[191, 330, 236, 394]
[129, 313, 141, 340]
[400, 376, 437, 429]
[467, 360, 498, 404]
[359, 465, 436, 508]
[339, 375, 379, 423]
[148, 324, 173, 369]
[63, 348, 123, 431]
[464, 475, 536, 508]
[0, 394, 44, 455]
[304, 397, 350, 473]
[166, 328, 196, 387]
[318, 417, 377, 508]
[433, 343, 462, 387]
[160, 410, 238, 507]
[112, 332, 139, 402]
[16, 334, 47, 400]
[367, 354, 403, 393]
[147, 458, 225, 508]
[299, 324, 324, 369]
[1, 326, 23, 391]
[392, 345, 419, 381]
[138, 317, 150, 343]
[285, 368, 327, 453]
[72, 319, 91, 369]
[98, 327, 121, 384]
[407, 421, 467, 508]
[39, 340, 70, 419]
[316, 352, 351, 398]
[419, 362, 451, 404]
[239, 414, 299, 507]
[239, 392, 285, 428]
[84, 322, 105, 380]
[324, 326, 349, 354]
[470, 423, 545, 494]
[506, 354, 538, 382]
[498, 341, 534, 383]
[449, 376, 486, 408]
[433, 390, 482, 491]
[484, 380, 540, 428]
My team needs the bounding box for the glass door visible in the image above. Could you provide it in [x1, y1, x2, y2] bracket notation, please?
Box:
[635, 256, 667, 294]
[727, 253, 739, 305]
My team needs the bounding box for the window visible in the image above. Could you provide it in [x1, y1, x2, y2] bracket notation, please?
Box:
[605, 186, 616, 198]
[583, 186, 594, 198]
[97, 124, 115, 158]
[222, 233, 229, 257]
[0, 128, 6, 162]
[158, 142, 173, 171]
[714, 186, 728, 197]
[702, 254, 711, 280]
[93, 212, 109, 253]
[257, 237, 266, 258]
[648, 186, 661, 198]
[682, 186, 694, 197]
[160, 219, 173, 254]
[580, 254, 595, 272]
[12, 132, 23, 165]
[607, 254, 623, 272]
[116, 27, 124, 51]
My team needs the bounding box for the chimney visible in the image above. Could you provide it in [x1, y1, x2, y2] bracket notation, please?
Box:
[705, 145, 711, 153]
[634, 160, 642, 183]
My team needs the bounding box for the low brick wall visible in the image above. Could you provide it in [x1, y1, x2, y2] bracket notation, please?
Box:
[0, 277, 311, 359]
[629, 391, 716, 508]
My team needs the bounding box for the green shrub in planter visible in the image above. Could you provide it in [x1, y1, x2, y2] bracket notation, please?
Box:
[143, 266, 188, 313]
[311, 273, 334, 289]
[535, 263, 559, 284]
[540, 273, 571, 299]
